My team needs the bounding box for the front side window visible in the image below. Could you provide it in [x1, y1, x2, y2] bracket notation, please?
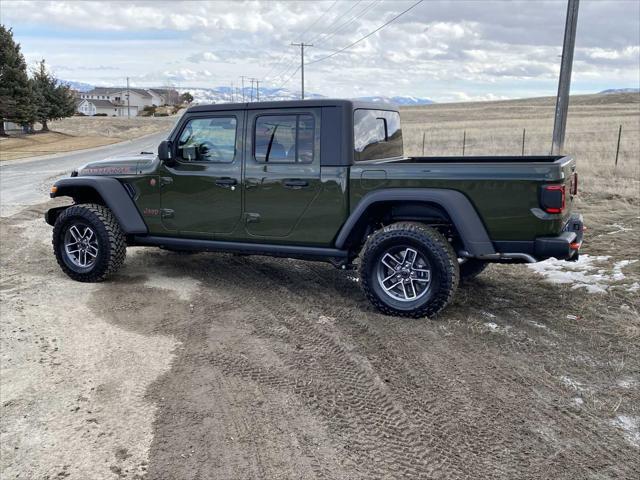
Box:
[177, 117, 237, 163]
[254, 114, 315, 163]
[353, 109, 403, 162]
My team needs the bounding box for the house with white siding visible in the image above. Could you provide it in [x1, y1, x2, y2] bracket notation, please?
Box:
[76, 87, 180, 116]
[77, 98, 139, 117]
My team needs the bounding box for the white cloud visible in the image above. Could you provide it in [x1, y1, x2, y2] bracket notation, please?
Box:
[2, 0, 638, 100]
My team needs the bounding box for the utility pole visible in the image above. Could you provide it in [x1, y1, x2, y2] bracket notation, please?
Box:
[240, 76, 247, 102]
[291, 42, 313, 99]
[231, 82, 234, 102]
[126, 76, 130, 119]
[253, 79, 260, 102]
[551, 0, 580, 155]
[250, 78, 255, 102]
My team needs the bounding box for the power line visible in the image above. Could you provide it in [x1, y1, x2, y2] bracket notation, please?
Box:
[308, 0, 364, 44]
[272, 65, 301, 95]
[306, 0, 424, 65]
[263, 0, 341, 83]
[299, 0, 341, 39]
[314, 0, 379, 48]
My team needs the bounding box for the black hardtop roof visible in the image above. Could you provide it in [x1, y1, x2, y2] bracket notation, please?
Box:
[186, 98, 399, 113]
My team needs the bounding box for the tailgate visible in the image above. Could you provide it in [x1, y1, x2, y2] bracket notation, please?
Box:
[558, 156, 577, 224]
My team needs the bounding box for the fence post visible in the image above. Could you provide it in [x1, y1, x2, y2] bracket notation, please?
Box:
[522, 128, 526, 156]
[615, 124, 622, 167]
[422, 131, 426, 156]
[462, 130, 466, 156]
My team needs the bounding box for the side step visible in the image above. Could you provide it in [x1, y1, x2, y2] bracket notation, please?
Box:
[132, 235, 349, 265]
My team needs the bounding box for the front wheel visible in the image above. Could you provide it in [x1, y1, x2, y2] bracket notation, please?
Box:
[359, 222, 459, 318]
[52, 204, 126, 282]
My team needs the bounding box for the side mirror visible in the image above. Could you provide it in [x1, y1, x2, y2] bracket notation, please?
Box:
[158, 140, 175, 166]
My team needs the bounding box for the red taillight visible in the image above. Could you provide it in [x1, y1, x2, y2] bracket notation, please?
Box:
[541, 184, 565, 214]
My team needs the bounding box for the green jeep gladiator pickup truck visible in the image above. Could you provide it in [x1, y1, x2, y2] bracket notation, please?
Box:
[46, 99, 583, 317]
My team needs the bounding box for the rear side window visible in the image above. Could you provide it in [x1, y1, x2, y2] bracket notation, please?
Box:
[254, 114, 315, 163]
[177, 116, 237, 163]
[353, 109, 403, 162]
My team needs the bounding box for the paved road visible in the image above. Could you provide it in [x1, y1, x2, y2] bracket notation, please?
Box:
[0, 132, 168, 217]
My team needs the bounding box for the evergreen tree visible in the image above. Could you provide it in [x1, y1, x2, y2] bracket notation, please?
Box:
[31, 59, 76, 131]
[31, 59, 55, 131]
[0, 25, 35, 135]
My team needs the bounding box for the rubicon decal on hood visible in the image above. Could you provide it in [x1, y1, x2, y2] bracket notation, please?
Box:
[80, 166, 136, 175]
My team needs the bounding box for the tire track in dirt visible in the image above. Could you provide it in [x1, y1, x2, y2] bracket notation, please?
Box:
[213, 255, 639, 479]
[208, 257, 497, 478]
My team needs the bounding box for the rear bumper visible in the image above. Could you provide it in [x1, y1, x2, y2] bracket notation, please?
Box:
[489, 213, 584, 263]
[535, 213, 583, 261]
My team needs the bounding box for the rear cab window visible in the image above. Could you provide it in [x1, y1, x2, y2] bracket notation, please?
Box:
[254, 114, 315, 163]
[177, 116, 237, 163]
[353, 109, 403, 162]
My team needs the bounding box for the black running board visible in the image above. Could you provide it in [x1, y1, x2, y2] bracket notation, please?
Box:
[132, 235, 349, 264]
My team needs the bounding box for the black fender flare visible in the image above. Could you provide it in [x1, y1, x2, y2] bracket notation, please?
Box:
[48, 176, 148, 234]
[334, 188, 495, 256]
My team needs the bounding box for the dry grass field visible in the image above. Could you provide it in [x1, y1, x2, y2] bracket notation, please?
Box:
[401, 92, 640, 198]
[0, 115, 177, 161]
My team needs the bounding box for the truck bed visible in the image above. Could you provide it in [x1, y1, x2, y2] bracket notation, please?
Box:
[350, 155, 577, 243]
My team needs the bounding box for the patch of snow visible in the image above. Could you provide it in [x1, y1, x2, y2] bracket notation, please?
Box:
[528, 321, 549, 330]
[605, 223, 633, 235]
[317, 315, 335, 326]
[627, 282, 640, 292]
[618, 378, 637, 389]
[481, 311, 496, 319]
[484, 322, 499, 331]
[560, 375, 584, 391]
[573, 397, 584, 406]
[527, 254, 638, 293]
[611, 415, 640, 448]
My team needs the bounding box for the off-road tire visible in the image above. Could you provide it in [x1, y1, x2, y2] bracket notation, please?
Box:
[459, 259, 488, 282]
[359, 222, 459, 318]
[53, 203, 126, 282]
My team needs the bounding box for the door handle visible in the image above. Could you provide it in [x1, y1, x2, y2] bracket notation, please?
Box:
[159, 176, 173, 188]
[215, 178, 238, 188]
[283, 179, 309, 189]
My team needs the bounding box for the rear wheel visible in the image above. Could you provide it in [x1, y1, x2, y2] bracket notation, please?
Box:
[359, 222, 459, 318]
[53, 204, 126, 282]
[459, 259, 488, 282]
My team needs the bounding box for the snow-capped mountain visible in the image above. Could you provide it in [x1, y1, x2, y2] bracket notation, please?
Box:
[179, 87, 433, 106]
[355, 96, 434, 105]
[61, 80, 95, 92]
[61, 80, 434, 105]
[598, 88, 640, 95]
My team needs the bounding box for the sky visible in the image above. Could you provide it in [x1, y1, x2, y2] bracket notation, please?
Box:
[1, 0, 639, 102]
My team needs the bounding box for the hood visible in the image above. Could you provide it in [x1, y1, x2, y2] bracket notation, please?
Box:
[77, 153, 157, 176]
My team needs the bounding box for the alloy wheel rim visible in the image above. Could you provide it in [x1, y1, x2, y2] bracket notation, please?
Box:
[64, 224, 99, 268]
[376, 246, 431, 302]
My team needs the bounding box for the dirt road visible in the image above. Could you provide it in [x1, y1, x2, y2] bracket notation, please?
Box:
[1, 197, 638, 479]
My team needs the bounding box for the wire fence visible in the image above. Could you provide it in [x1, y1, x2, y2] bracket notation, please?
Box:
[406, 124, 639, 170]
